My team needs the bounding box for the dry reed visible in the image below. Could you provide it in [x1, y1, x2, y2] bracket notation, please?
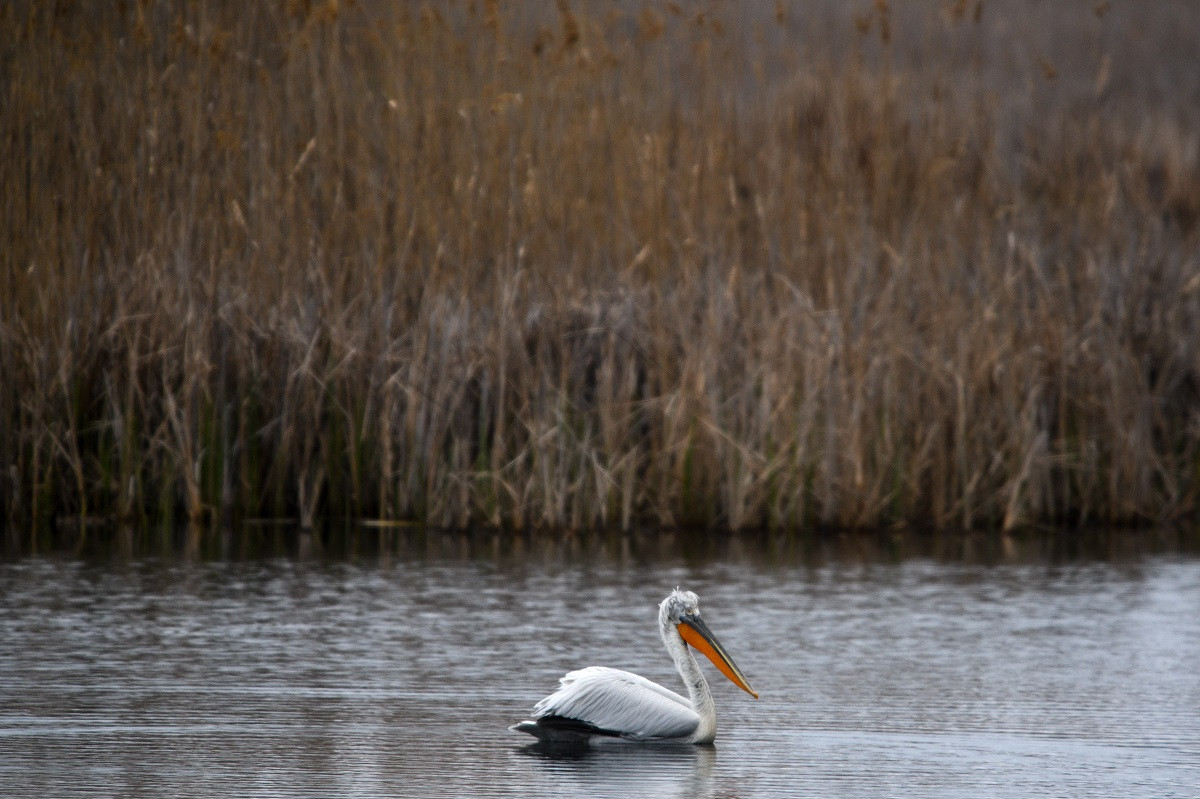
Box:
[2, 1, 1199, 534]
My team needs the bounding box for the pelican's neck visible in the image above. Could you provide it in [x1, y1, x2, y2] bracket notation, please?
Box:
[661, 617, 716, 743]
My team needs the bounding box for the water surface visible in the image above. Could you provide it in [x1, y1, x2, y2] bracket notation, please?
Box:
[1, 530, 1197, 797]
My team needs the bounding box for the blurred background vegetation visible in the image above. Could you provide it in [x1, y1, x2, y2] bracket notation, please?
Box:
[2, 1, 1198, 535]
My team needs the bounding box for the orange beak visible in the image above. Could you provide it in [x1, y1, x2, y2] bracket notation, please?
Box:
[677, 614, 759, 699]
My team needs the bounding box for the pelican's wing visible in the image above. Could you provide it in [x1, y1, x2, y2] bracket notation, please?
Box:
[529, 666, 699, 740]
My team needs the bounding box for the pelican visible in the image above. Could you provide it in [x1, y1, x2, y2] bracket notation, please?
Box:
[511, 589, 758, 744]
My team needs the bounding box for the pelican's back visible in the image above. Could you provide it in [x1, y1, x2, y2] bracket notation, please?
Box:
[511, 666, 699, 742]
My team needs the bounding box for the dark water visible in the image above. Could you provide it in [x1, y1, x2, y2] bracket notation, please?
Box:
[1, 530, 1198, 798]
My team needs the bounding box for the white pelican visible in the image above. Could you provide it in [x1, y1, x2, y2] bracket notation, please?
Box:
[511, 589, 758, 743]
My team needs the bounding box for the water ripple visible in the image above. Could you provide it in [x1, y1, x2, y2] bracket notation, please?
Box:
[0, 553, 1197, 797]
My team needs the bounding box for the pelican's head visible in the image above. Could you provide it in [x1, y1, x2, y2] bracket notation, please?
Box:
[659, 589, 758, 699]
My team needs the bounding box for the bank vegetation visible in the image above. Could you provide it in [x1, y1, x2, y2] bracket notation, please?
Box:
[2, 1, 1199, 533]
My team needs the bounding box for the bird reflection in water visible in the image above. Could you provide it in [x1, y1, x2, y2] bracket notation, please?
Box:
[515, 739, 718, 799]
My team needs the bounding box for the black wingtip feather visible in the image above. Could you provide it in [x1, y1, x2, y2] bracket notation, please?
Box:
[535, 715, 625, 738]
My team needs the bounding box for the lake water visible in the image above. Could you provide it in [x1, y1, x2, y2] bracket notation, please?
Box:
[1, 529, 1198, 798]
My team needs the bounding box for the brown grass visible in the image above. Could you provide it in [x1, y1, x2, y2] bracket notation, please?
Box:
[2, 0, 1199, 534]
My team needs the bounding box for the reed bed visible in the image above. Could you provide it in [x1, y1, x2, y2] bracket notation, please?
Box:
[2, 1, 1199, 534]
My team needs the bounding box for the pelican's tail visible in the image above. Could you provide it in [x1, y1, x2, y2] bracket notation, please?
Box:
[510, 720, 545, 739]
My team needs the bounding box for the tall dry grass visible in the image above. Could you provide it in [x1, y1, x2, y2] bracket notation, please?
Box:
[2, 1, 1199, 534]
